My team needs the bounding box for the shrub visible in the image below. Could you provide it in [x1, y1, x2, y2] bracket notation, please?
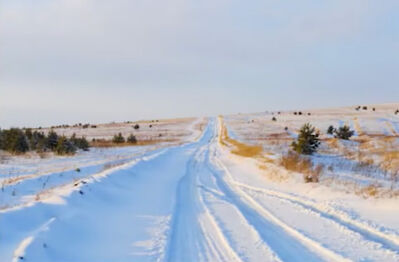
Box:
[291, 123, 320, 155]
[133, 124, 140, 130]
[334, 125, 354, 140]
[362, 106, 368, 110]
[127, 134, 137, 144]
[327, 125, 335, 135]
[55, 136, 77, 155]
[112, 133, 125, 143]
[272, 117, 277, 121]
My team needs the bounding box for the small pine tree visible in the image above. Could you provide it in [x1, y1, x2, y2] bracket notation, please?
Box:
[46, 130, 59, 150]
[31, 131, 46, 152]
[70, 134, 90, 151]
[127, 134, 137, 144]
[291, 123, 320, 155]
[327, 125, 335, 135]
[334, 125, 354, 140]
[112, 133, 125, 143]
[24, 129, 33, 140]
[55, 136, 76, 155]
[15, 132, 29, 153]
[1, 128, 29, 153]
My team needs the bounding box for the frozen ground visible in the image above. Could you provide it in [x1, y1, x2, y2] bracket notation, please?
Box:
[1, 113, 399, 261]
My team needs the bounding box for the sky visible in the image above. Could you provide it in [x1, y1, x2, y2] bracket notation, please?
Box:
[1, 0, 398, 128]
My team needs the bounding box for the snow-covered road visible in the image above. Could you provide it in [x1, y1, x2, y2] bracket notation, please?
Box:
[1, 119, 399, 261]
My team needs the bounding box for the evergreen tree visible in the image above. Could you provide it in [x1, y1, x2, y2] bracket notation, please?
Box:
[70, 133, 90, 151]
[31, 131, 46, 152]
[1, 128, 29, 153]
[15, 132, 30, 153]
[112, 133, 125, 143]
[55, 136, 77, 155]
[334, 125, 354, 140]
[127, 134, 137, 144]
[327, 125, 335, 135]
[0, 129, 4, 150]
[46, 130, 59, 150]
[291, 123, 320, 155]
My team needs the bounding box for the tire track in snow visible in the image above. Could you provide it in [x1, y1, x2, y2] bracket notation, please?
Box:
[207, 153, 349, 261]
[198, 149, 281, 261]
[234, 182, 399, 254]
[12, 217, 56, 262]
[164, 120, 240, 262]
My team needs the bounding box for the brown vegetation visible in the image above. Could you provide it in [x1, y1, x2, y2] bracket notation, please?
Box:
[90, 138, 177, 148]
[279, 151, 323, 183]
[219, 120, 263, 158]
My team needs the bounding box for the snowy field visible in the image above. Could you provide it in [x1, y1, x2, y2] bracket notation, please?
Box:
[1, 107, 399, 261]
[224, 103, 399, 196]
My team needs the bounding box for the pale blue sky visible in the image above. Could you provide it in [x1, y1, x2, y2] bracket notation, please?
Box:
[1, 0, 398, 128]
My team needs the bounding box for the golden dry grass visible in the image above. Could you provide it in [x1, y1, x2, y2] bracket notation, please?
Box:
[353, 117, 364, 136]
[279, 151, 322, 183]
[219, 119, 263, 158]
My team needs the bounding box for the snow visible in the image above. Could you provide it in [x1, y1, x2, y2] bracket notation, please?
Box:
[1, 110, 399, 261]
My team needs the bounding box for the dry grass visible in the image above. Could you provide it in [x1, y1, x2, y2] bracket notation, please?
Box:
[219, 120, 263, 158]
[279, 151, 323, 183]
[90, 139, 177, 148]
[358, 183, 380, 197]
[1, 175, 32, 187]
[381, 151, 399, 174]
[353, 117, 364, 136]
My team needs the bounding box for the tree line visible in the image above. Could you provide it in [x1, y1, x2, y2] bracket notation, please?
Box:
[0, 128, 89, 155]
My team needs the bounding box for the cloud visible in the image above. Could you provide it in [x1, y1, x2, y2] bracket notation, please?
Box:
[0, 0, 398, 127]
